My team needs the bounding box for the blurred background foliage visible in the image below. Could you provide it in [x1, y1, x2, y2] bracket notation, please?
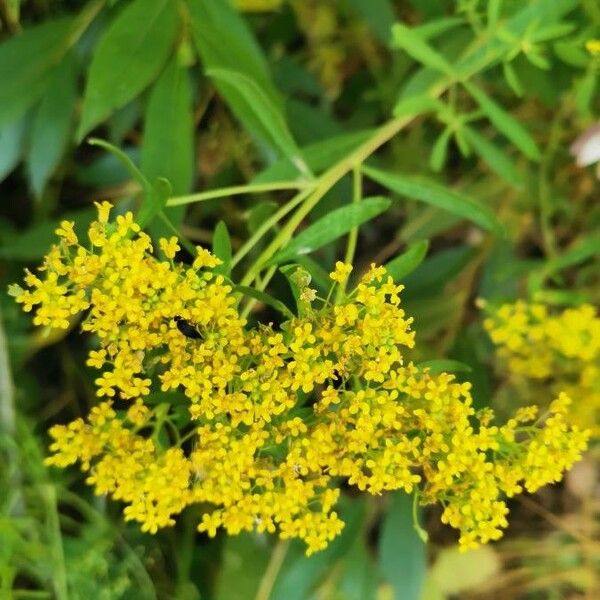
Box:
[0, 0, 599, 598]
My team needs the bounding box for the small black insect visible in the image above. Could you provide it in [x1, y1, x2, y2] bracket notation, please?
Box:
[173, 315, 203, 340]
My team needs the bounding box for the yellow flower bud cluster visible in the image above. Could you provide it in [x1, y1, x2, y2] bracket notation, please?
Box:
[484, 301, 600, 432]
[14, 204, 590, 554]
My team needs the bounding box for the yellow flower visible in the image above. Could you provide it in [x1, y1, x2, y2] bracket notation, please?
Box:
[586, 39, 600, 55]
[329, 261, 353, 283]
[159, 236, 180, 259]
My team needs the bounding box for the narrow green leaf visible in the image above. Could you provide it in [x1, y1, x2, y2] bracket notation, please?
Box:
[384, 240, 429, 282]
[235, 286, 294, 319]
[463, 81, 541, 161]
[414, 16, 465, 40]
[463, 126, 523, 187]
[0, 117, 28, 181]
[392, 22, 455, 75]
[142, 56, 194, 235]
[379, 492, 426, 600]
[0, 17, 72, 128]
[502, 60, 524, 96]
[270, 196, 392, 264]
[362, 165, 505, 236]
[253, 129, 372, 184]
[27, 57, 76, 197]
[417, 359, 472, 374]
[212, 221, 232, 276]
[430, 127, 452, 172]
[78, 0, 178, 139]
[207, 68, 305, 172]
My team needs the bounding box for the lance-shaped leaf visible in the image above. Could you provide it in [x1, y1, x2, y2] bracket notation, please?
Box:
[212, 221, 232, 276]
[362, 165, 505, 236]
[384, 240, 429, 282]
[78, 0, 178, 139]
[0, 17, 72, 128]
[270, 196, 392, 264]
[464, 81, 541, 161]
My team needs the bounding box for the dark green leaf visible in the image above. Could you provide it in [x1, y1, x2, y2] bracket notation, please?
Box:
[235, 286, 294, 319]
[417, 359, 472, 374]
[207, 68, 306, 172]
[0, 17, 72, 128]
[384, 240, 429, 282]
[271, 196, 392, 264]
[78, 0, 178, 139]
[463, 127, 523, 187]
[27, 57, 76, 197]
[392, 22, 455, 75]
[0, 117, 27, 181]
[142, 56, 194, 236]
[87, 137, 149, 190]
[463, 81, 541, 161]
[212, 221, 232, 276]
[362, 165, 505, 235]
[379, 492, 426, 600]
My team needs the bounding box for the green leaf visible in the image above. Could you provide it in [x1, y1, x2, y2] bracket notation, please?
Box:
[463, 126, 523, 187]
[502, 60, 524, 96]
[414, 16, 465, 40]
[392, 22, 455, 76]
[212, 221, 232, 276]
[343, 0, 396, 44]
[138, 177, 172, 229]
[207, 68, 306, 173]
[384, 240, 429, 282]
[142, 57, 194, 195]
[141, 56, 194, 236]
[253, 129, 372, 184]
[270, 196, 392, 264]
[235, 286, 294, 319]
[27, 57, 76, 197]
[0, 17, 72, 128]
[463, 81, 541, 161]
[430, 127, 452, 172]
[362, 165, 505, 236]
[187, 0, 302, 167]
[379, 492, 426, 600]
[417, 359, 472, 374]
[78, 0, 178, 139]
[0, 117, 28, 181]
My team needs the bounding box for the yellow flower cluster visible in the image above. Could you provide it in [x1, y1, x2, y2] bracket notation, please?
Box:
[13, 204, 590, 554]
[484, 301, 600, 432]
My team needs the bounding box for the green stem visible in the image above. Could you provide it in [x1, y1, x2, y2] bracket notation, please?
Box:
[167, 180, 312, 207]
[231, 186, 314, 268]
[240, 114, 422, 288]
[254, 539, 290, 600]
[240, 265, 278, 319]
[335, 164, 362, 303]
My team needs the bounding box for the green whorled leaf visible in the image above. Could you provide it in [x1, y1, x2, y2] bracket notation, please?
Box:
[0, 17, 72, 128]
[0, 117, 28, 181]
[502, 60, 524, 96]
[270, 196, 392, 264]
[235, 285, 294, 319]
[463, 81, 541, 161]
[417, 359, 472, 374]
[207, 68, 305, 172]
[141, 56, 194, 235]
[78, 0, 178, 140]
[463, 126, 523, 187]
[391, 22, 455, 75]
[414, 16, 465, 39]
[379, 492, 426, 600]
[429, 127, 452, 172]
[253, 129, 373, 184]
[27, 57, 76, 197]
[212, 221, 232, 276]
[384, 240, 429, 282]
[362, 165, 505, 236]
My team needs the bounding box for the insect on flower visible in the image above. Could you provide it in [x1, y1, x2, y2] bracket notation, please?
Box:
[173, 315, 203, 340]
